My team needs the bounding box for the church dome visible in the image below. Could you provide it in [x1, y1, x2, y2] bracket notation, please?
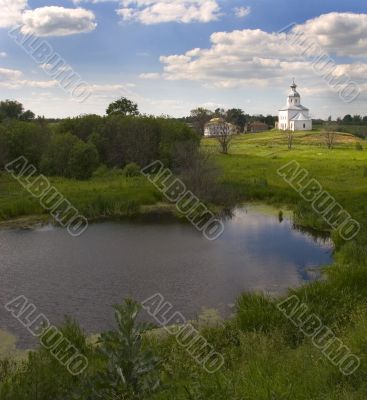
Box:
[289, 80, 300, 97]
[288, 89, 300, 97]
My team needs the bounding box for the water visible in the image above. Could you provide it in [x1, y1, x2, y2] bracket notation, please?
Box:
[0, 205, 333, 348]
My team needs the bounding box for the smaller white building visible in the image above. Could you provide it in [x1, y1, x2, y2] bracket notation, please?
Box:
[278, 81, 312, 131]
[204, 118, 237, 137]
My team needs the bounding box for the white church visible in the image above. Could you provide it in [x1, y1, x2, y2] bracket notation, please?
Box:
[278, 80, 312, 131]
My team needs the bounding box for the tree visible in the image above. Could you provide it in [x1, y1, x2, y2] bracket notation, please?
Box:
[343, 114, 353, 123]
[0, 100, 24, 120]
[41, 133, 78, 176]
[5, 121, 49, 168]
[68, 141, 99, 179]
[190, 108, 213, 135]
[323, 123, 338, 149]
[106, 97, 139, 117]
[214, 108, 226, 118]
[353, 115, 362, 124]
[216, 121, 233, 154]
[20, 110, 35, 121]
[286, 130, 294, 150]
[226, 108, 247, 132]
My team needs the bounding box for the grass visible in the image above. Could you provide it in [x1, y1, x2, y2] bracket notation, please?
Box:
[203, 130, 367, 232]
[0, 172, 162, 224]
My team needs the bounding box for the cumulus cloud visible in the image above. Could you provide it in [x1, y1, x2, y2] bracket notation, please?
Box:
[153, 12, 367, 89]
[234, 6, 251, 18]
[0, 66, 58, 88]
[293, 12, 367, 56]
[116, 0, 220, 24]
[21, 7, 97, 36]
[0, 0, 27, 28]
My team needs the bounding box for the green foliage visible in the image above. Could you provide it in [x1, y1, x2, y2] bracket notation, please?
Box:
[68, 141, 99, 180]
[106, 97, 140, 117]
[0, 100, 35, 122]
[226, 108, 247, 132]
[40, 133, 99, 179]
[0, 100, 24, 121]
[0, 318, 91, 400]
[1, 120, 49, 168]
[91, 299, 161, 399]
[123, 162, 141, 177]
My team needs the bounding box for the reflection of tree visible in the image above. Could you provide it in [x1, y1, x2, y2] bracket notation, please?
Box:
[292, 223, 332, 243]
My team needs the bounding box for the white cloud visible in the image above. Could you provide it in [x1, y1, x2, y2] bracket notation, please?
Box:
[0, 66, 58, 88]
[153, 12, 367, 91]
[21, 7, 97, 36]
[0, 67, 23, 81]
[0, 52, 7, 58]
[234, 6, 251, 18]
[0, 0, 27, 28]
[116, 0, 220, 24]
[139, 72, 161, 79]
[293, 12, 367, 56]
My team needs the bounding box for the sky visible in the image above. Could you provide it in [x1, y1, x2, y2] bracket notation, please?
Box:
[0, 0, 366, 118]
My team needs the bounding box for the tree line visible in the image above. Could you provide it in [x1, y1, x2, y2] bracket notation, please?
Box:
[180, 107, 278, 135]
[0, 98, 200, 180]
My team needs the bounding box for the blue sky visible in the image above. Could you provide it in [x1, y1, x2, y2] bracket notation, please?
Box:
[0, 0, 366, 118]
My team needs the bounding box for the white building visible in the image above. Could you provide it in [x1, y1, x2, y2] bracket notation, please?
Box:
[278, 81, 312, 131]
[204, 118, 237, 137]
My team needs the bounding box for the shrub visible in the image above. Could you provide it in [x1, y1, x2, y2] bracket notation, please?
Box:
[91, 299, 161, 399]
[355, 142, 363, 151]
[122, 162, 140, 177]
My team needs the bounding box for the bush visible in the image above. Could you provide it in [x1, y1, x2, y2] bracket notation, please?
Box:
[122, 162, 140, 177]
[355, 142, 363, 151]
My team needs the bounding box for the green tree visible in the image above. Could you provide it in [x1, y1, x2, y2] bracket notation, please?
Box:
[41, 133, 99, 179]
[190, 108, 213, 135]
[226, 108, 247, 132]
[56, 114, 104, 141]
[353, 115, 362, 124]
[20, 110, 35, 121]
[0, 100, 24, 121]
[68, 141, 99, 179]
[343, 114, 353, 123]
[106, 98, 139, 117]
[41, 133, 78, 176]
[5, 121, 49, 168]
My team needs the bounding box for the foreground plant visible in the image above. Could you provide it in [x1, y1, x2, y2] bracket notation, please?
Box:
[91, 298, 161, 399]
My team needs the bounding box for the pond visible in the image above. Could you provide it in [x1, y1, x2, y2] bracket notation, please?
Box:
[0, 205, 333, 348]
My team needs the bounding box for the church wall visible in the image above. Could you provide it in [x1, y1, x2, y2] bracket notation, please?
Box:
[294, 120, 312, 131]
